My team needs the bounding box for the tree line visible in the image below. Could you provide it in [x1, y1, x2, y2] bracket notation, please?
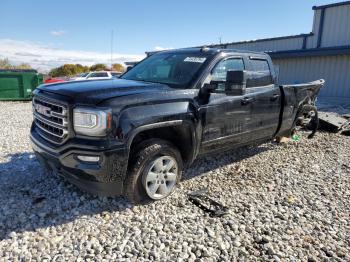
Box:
[49, 63, 125, 77]
[0, 58, 32, 70]
[0, 58, 125, 77]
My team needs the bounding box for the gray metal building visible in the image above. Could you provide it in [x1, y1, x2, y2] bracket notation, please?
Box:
[202, 1, 350, 99]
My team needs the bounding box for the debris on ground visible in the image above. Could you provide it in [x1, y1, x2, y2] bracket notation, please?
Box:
[188, 188, 229, 217]
[318, 112, 348, 132]
[318, 111, 350, 135]
[341, 129, 350, 136]
[316, 99, 350, 136]
[275, 136, 290, 143]
[292, 134, 300, 142]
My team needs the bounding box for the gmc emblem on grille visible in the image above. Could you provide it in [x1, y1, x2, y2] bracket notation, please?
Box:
[35, 104, 52, 117]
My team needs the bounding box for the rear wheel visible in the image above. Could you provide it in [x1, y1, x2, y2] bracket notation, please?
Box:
[124, 139, 183, 203]
[293, 104, 319, 139]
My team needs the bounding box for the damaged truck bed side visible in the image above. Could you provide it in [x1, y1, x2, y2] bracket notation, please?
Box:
[30, 48, 324, 203]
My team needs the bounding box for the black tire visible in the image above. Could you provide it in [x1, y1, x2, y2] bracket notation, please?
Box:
[124, 139, 183, 204]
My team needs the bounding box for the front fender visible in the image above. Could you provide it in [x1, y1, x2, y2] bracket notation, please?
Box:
[115, 102, 200, 159]
[118, 101, 195, 138]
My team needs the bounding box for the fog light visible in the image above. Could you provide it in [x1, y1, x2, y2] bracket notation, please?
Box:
[77, 155, 100, 162]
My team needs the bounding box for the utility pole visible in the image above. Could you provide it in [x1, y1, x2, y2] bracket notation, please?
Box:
[111, 30, 114, 70]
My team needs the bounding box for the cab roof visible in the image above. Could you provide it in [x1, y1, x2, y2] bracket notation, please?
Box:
[150, 47, 268, 57]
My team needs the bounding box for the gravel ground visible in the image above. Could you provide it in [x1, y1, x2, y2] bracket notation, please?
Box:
[0, 101, 349, 261]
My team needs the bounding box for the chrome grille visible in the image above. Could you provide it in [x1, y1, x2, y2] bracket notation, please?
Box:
[33, 96, 69, 144]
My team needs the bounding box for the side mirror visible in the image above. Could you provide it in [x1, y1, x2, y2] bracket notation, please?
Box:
[202, 83, 217, 93]
[199, 82, 217, 98]
[225, 70, 246, 95]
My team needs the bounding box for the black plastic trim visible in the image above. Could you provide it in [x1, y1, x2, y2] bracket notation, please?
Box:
[126, 120, 184, 150]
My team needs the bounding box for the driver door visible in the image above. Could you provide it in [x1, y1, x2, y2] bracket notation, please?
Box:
[199, 57, 254, 153]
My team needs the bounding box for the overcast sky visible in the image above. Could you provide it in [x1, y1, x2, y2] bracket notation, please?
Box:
[0, 0, 336, 72]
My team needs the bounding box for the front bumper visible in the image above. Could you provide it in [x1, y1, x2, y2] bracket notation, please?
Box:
[30, 127, 128, 196]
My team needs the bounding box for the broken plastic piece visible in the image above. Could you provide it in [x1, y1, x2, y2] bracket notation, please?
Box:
[188, 188, 229, 217]
[292, 134, 300, 142]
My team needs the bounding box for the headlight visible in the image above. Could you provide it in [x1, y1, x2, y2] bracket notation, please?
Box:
[73, 107, 111, 136]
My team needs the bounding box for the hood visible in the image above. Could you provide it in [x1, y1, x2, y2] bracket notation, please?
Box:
[37, 79, 172, 104]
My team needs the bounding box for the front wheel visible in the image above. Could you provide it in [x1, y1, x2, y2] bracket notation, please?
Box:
[124, 139, 183, 203]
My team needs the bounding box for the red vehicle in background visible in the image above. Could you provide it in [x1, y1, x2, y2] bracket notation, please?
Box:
[44, 77, 68, 84]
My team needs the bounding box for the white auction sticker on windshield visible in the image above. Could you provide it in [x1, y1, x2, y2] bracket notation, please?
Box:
[184, 57, 206, 63]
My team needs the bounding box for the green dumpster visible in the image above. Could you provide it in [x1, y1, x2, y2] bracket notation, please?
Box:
[0, 69, 43, 101]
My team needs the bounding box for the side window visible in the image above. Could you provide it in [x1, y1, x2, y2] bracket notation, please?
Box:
[97, 72, 108, 77]
[211, 58, 244, 90]
[89, 72, 108, 78]
[247, 59, 272, 87]
[88, 73, 98, 78]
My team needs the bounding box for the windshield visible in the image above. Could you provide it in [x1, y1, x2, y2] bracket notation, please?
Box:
[121, 52, 212, 88]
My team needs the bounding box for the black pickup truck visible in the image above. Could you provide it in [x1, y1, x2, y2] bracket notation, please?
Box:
[30, 48, 324, 203]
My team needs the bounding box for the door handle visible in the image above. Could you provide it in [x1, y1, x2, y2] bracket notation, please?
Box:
[270, 94, 280, 101]
[241, 97, 254, 105]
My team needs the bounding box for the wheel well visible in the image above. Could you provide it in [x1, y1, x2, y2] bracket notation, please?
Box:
[129, 125, 193, 165]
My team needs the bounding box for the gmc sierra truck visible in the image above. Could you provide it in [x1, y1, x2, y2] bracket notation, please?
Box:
[30, 48, 324, 203]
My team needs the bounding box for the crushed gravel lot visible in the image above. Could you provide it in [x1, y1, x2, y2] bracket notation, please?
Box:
[0, 101, 349, 261]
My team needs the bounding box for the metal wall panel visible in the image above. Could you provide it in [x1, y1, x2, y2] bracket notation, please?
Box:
[226, 37, 304, 52]
[273, 55, 350, 97]
[306, 9, 321, 49]
[321, 5, 350, 47]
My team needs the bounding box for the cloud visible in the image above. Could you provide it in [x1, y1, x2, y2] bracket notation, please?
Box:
[154, 46, 173, 51]
[0, 39, 145, 73]
[14, 52, 42, 57]
[50, 30, 67, 37]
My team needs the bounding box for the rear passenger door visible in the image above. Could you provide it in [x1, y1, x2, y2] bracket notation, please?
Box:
[245, 57, 281, 140]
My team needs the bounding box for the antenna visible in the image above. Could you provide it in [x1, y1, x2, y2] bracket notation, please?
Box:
[111, 30, 114, 70]
[219, 36, 222, 45]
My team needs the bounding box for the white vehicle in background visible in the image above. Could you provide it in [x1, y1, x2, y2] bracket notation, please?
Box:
[71, 71, 122, 81]
[70, 72, 90, 81]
